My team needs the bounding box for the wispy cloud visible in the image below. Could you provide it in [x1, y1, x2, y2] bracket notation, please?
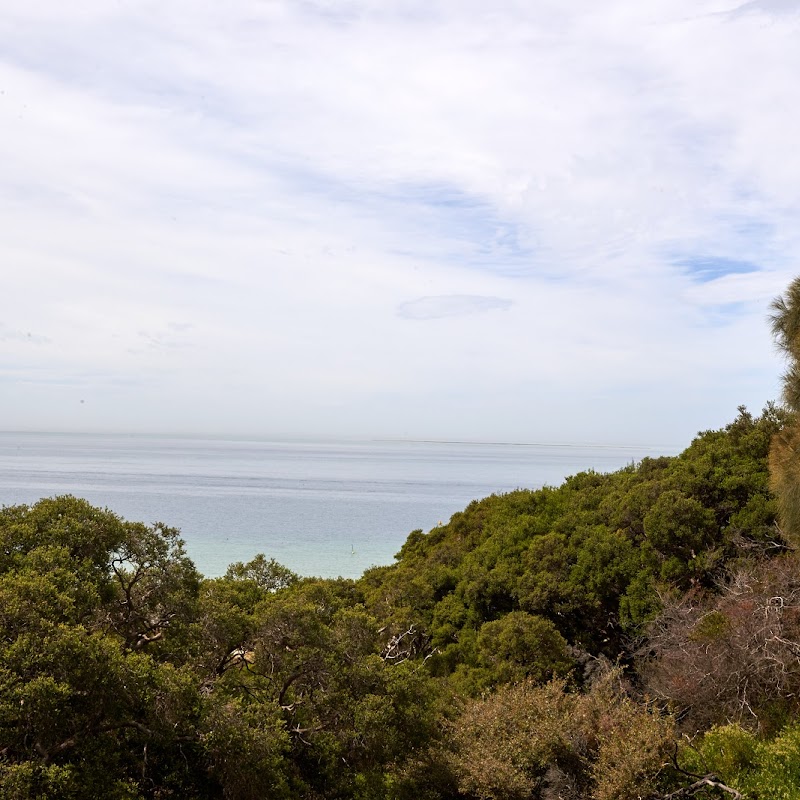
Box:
[722, 0, 800, 20]
[0, 0, 796, 443]
[0, 325, 50, 345]
[398, 295, 512, 320]
[132, 323, 195, 352]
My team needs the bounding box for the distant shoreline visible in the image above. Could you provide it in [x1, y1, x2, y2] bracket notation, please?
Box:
[372, 437, 679, 452]
[0, 430, 681, 453]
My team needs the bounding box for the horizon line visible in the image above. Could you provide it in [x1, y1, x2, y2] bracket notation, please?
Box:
[0, 429, 683, 452]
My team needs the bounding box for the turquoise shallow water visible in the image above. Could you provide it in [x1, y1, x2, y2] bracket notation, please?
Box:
[0, 433, 676, 579]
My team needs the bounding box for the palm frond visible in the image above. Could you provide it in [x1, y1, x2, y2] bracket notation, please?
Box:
[770, 278, 800, 356]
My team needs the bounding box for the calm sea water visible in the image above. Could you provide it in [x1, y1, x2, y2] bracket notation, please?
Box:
[0, 433, 676, 579]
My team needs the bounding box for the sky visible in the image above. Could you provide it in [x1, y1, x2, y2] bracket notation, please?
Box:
[1, 0, 799, 447]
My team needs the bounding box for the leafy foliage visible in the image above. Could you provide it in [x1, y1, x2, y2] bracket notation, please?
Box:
[680, 723, 800, 799]
[0, 497, 206, 799]
[360, 405, 785, 683]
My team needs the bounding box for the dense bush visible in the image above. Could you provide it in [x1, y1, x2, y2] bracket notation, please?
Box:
[360, 405, 786, 681]
[642, 554, 800, 734]
[681, 723, 800, 799]
[0, 403, 797, 798]
[446, 672, 674, 800]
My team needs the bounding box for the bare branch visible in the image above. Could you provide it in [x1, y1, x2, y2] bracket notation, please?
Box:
[661, 775, 743, 799]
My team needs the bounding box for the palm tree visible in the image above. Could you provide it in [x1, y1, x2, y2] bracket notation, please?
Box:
[769, 277, 800, 544]
[770, 276, 800, 411]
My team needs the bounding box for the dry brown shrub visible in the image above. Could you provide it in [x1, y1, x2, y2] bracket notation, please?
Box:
[447, 671, 673, 800]
[642, 554, 800, 733]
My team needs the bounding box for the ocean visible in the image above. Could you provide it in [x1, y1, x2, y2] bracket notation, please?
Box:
[0, 432, 676, 579]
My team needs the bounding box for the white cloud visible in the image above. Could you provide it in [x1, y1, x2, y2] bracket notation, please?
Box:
[397, 295, 512, 320]
[0, 0, 795, 444]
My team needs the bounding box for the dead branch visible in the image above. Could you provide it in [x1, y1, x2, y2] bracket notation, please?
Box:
[661, 775, 743, 799]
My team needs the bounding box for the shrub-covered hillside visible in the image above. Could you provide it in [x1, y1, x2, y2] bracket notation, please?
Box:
[359, 405, 786, 692]
[4, 403, 800, 799]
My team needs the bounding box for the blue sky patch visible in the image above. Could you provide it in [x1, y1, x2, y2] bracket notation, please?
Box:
[679, 257, 760, 283]
[362, 182, 536, 277]
[265, 166, 538, 276]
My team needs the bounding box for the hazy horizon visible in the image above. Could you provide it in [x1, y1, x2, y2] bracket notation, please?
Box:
[0, 428, 685, 452]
